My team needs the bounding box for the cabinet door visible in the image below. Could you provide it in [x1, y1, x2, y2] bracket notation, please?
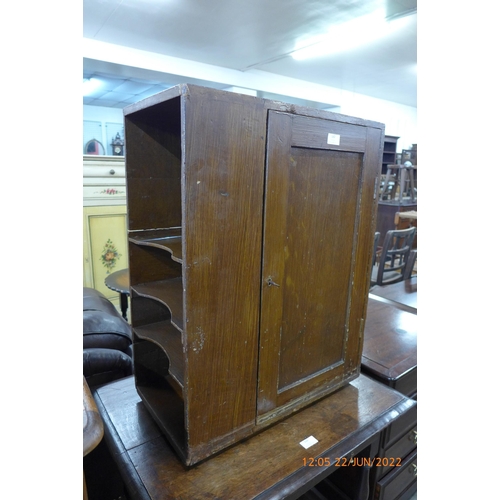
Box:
[257, 111, 380, 421]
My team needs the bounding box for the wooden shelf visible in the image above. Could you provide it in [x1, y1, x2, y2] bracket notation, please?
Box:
[132, 279, 184, 331]
[135, 382, 187, 460]
[382, 135, 399, 174]
[134, 321, 185, 388]
[129, 229, 183, 263]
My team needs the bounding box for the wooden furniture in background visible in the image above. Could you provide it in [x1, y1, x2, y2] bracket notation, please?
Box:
[381, 135, 399, 174]
[402, 145, 417, 165]
[376, 201, 417, 243]
[365, 282, 418, 499]
[371, 403, 417, 500]
[370, 227, 416, 287]
[104, 268, 130, 320]
[124, 84, 384, 465]
[83, 377, 104, 500]
[362, 292, 417, 398]
[83, 377, 104, 456]
[395, 210, 417, 250]
[93, 375, 417, 500]
[363, 280, 417, 499]
[83, 155, 128, 312]
[370, 277, 417, 314]
[379, 164, 416, 202]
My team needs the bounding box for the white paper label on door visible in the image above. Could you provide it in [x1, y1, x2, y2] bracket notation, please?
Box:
[327, 133, 340, 146]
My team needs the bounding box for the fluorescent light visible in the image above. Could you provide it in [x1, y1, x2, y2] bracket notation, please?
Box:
[291, 9, 408, 61]
[83, 77, 102, 96]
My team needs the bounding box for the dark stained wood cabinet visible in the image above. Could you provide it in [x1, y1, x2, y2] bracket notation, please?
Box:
[371, 403, 417, 499]
[124, 84, 385, 465]
[381, 135, 399, 174]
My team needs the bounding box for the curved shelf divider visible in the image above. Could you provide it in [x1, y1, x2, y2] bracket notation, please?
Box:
[129, 229, 183, 263]
[134, 320, 185, 391]
[132, 279, 184, 332]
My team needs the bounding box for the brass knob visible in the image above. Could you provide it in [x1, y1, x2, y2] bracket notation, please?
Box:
[409, 430, 417, 444]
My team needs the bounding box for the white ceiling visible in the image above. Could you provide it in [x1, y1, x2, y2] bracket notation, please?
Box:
[83, 0, 417, 110]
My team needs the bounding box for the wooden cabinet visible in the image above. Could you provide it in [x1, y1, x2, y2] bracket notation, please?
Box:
[124, 84, 384, 465]
[382, 135, 399, 174]
[371, 404, 417, 499]
[83, 156, 129, 310]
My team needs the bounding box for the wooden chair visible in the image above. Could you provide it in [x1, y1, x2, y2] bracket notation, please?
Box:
[395, 210, 417, 249]
[403, 249, 417, 279]
[372, 232, 381, 267]
[371, 227, 416, 286]
[379, 165, 416, 202]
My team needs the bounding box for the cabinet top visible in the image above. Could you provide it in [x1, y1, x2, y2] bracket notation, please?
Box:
[123, 83, 385, 131]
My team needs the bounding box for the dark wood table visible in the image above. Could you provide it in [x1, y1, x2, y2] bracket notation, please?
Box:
[376, 201, 417, 243]
[94, 375, 416, 500]
[104, 268, 130, 320]
[362, 299, 417, 398]
[362, 280, 418, 498]
[369, 277, 417, 314]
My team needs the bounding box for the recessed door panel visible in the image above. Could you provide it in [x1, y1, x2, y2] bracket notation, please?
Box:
[277, 146, 362, 389]
[257, 111, 369, 420]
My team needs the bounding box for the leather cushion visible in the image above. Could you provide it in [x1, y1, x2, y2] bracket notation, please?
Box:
[83, 348, 133, 378]
[83, 287, 121, 316]
[83, 310, 132, 352]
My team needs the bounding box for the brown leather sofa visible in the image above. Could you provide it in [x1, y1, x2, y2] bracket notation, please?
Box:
[83, 287, 133, 387]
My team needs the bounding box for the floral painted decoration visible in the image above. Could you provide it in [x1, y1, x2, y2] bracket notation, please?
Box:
[101, 239, 122, 273]
[98, 188, 125, 195]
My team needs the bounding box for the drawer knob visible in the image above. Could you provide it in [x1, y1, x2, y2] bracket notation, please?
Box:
[411, 463, 417, 476]
[109, 169, 115, 175]
[409, 430, 417, 444]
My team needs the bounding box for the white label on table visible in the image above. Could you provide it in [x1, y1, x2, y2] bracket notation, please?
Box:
[300, 436, 319, 449]
[327, 133, 340, 145]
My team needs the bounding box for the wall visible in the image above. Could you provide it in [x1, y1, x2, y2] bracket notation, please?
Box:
[332, 91, 417, 152]
[83, 105, 125, 156]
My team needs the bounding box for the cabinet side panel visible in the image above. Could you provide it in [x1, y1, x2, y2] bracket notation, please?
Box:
[181, 88, 266, 451]
[346, 126, 384, 367]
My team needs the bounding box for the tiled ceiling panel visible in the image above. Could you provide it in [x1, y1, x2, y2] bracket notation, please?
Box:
[83, 0, 417, 108]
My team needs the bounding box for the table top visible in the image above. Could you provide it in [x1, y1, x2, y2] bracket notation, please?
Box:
[83, 377, 103, 457]
[369, 277, 417, 314]
[104, 268, 130, 295]
[361, 298, 417, 396]
[397, 210, 417, 220]
[94, 375, 415, 500]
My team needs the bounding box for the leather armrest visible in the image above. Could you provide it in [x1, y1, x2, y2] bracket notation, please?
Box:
[83, 348, 133, 387]
[83, 287, 122, 316]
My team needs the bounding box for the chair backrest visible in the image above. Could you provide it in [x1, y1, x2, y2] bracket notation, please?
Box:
[372, 232, 380, 267]
[403, 249, 417, 280]
[373, 227, 416, 286]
